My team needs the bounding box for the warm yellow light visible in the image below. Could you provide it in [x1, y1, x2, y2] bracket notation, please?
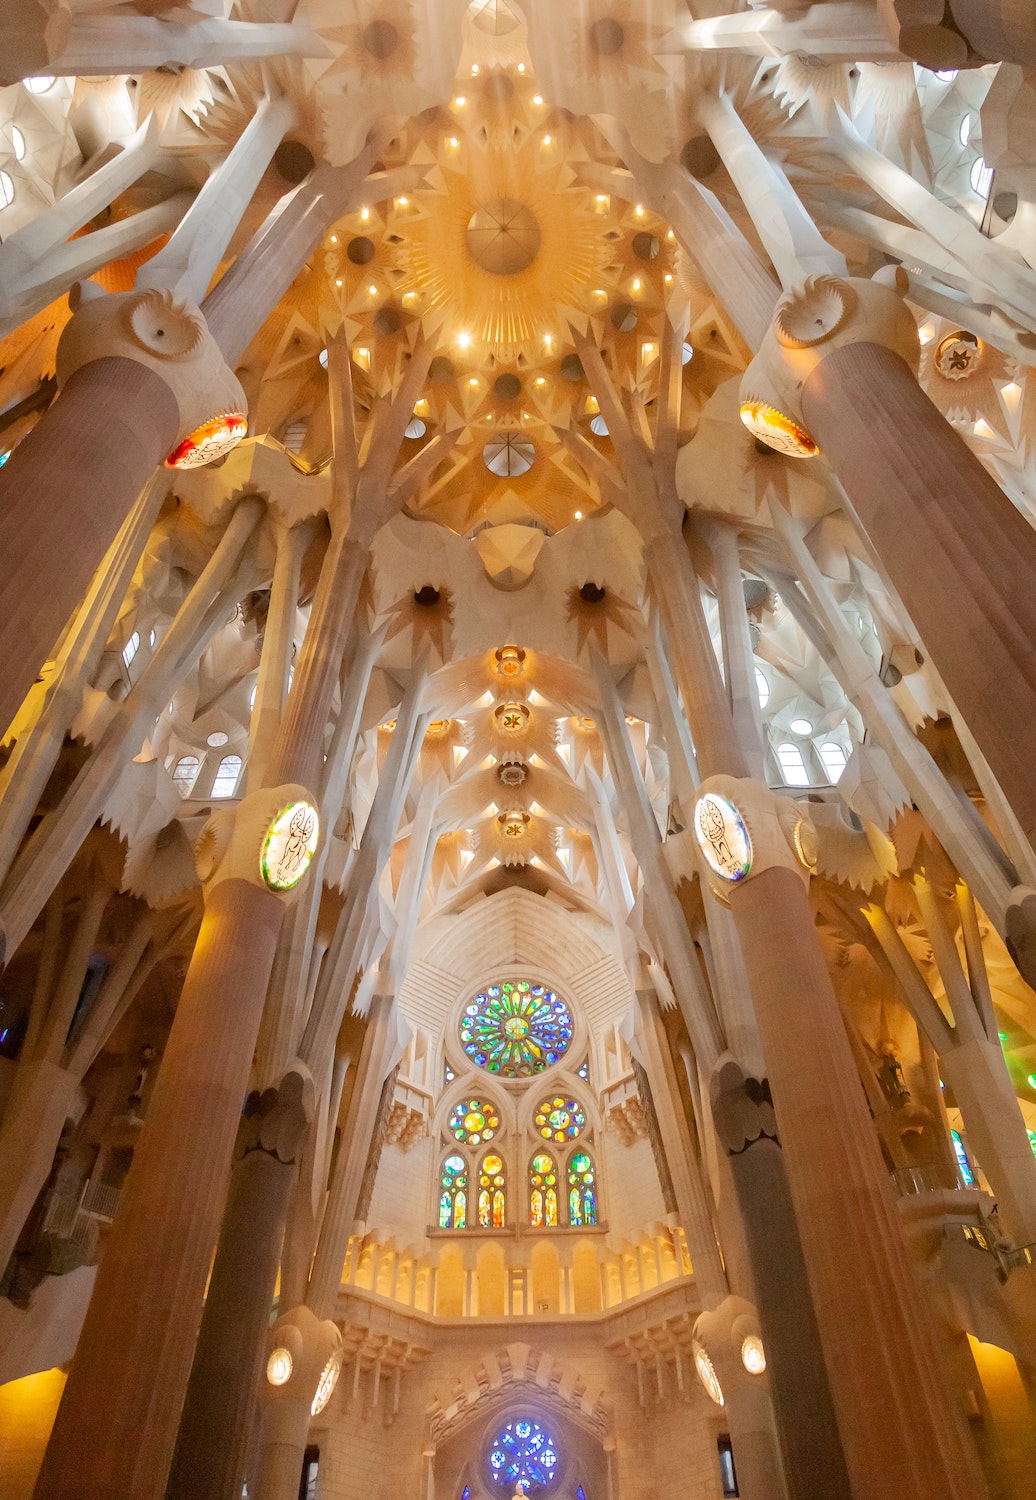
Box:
[741, 1335, 766, 1375]
[666, 228, 675, 239]
[454, 95, 466, 107]
[469, 376, 480, 387]
[448, 136, 458, 147]
[664, 272, 673, 283]
[518, 62, 526, 73]
[330, 234, 338, 244]
[335, 278, 343, 287]
[533, 94, 543, 104]
[918, 320, 936, 344]
[535, 376, 546, 386]
[267, 1347, 293, 1386]
[368, 283, 377, 296]
[397, 196, 408, 207]
[593, 288, 607, 299]
[354, 346, 371, 370]
[544, 333, 552, 347]
[635, 203, 644, 216]
[457, 331, 472, 348]
[574, 510, 583, 519]
[543, 134, 552, 145]
[631, 277, 641, 292]
[471, 63, 479, 74]
[360, 206, 369, 221]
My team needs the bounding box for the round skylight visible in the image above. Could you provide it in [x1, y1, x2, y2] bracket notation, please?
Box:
[484, 433, 534, 476]
[789, 718, 814, 735]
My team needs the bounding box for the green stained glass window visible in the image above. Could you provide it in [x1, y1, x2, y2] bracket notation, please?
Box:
[449, 1097, 500, 1146]
[534, 1095, 585, 1143]
[567, 1150, 597, 1226]
[530, 1151, 558, 1227]
[460, 980, 573, 1077]
[439, 1153, 468, 1229]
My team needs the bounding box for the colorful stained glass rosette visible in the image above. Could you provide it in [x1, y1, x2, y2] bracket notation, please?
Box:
[165, 411, 248, 469]
[534, 1096, 585, 1143]
[449, 1098, 500, 1146]
[460, 980, 573, 1077]
[488, 1418, 560, 1490]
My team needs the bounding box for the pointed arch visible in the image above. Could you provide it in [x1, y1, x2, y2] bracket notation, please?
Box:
[439, 1153, 468, 1229]
[478, 1151, 507, 1228]
[529, 1151, 559, 1228]
[567, 1150, 597, 1227]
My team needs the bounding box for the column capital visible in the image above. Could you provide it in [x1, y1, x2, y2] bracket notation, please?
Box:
[738, 269, 919, 458]
[194, 784, 321, 901]
[693, 1293, 769, 1403]
[235, 1069, 315, 1166]
[692, 774, 817, 898]
[56, 282, 247, 469]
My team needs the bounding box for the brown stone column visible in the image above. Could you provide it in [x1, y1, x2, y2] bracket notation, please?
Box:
[0, 358, 178, 737]
[166, 1076, 309, 1500]
[728, 864, 987, 1500]
[801, 340, 1036, 852]
[711, 1060, 850, 1500]
[33, 876, 286, 1500]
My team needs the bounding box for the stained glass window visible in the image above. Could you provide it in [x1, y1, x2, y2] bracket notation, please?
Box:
[530, 1152, 558, 1228]
[478, 1153, 507, 1228]
[439, 1154, 468, 1229]
[449, 1098, 500, 1146]
[951, 1129, 976, 1187]
[487, 1418, 560, 1490]
[567, 1151, 597, 1226]
[577, 1059, 589, 1080]
[460, 980, 573, 1077]
[534, 1096, 585, 1143]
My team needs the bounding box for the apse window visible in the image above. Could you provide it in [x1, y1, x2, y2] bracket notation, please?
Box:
[819, 741, 847, 783]
[717, 1436, 739, 1497]
[210, 754, 243, 799]
[171, 755, 200, 798]
[970, 158, 993, 199]
[776, 742, 810, 787]
[487, 1418, 560, 1491]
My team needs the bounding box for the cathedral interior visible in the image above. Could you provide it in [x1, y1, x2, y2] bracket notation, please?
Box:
[2, 2, 1036, 1498]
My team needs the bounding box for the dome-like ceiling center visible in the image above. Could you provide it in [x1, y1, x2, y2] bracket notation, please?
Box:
[466, 200, 541, 276]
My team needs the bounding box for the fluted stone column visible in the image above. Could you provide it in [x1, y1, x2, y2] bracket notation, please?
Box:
[33, 784, 316, 1500]
[0, 288, 244, 740]
[696, 774, 988, 1500]
[741, 269, 1036, 857]
[711, 1057, 849, 1500]
[166, 1074, 312, 1500]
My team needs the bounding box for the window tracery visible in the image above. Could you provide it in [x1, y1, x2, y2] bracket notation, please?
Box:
[567, 1151, 597, 1227]
[529, 1152, 558, 1227]
[439, 1154, 468, 1229]
[459, 980, 573, 1076]
[449, 1097, 500, 1146]
[487, 1418, 560, 1491]
[478, 1152, 507, 1228]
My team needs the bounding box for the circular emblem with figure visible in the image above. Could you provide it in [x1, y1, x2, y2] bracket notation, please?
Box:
[694, 793, 752, 882]
[260, 801, 319, 891]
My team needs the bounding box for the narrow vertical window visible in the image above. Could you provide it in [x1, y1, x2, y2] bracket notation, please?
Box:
[171, 755, 200, 798]
[439, 1154, 468, 1229]
[122, 631, 140, 668]
[478, 1153, 506, 1228]
[530, 1152, 558, 1228]
[567, 1151, 597, 1226]
[210, 754, 242, 799]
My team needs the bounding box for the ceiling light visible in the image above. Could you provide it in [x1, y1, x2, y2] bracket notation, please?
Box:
[518, 63, 526, 73]
[397, 196, 408, 206]
[448, 136, 458, 147]
[535, 377, 545, 386]
[469, 376, 479, 387]
[457, 331, 472, 348]
[330, 234, 337, 244]
[664, 272, 673, 283]
[454, 95, 466, 106]
[543, 135, 552, 145]
[574, 510, 583, 520]
[368, 283, 377, 295]
[471, 64, 479, 75]
[360, 206, 369, 220]
[741, 1335, 766, 1375]
[335, 278, 343, 287]
[635, 204, 644, 217]
[631, 277, 641, 292]
[533, 94, 543, 104]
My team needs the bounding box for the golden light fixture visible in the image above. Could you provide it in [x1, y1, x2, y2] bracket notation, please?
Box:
[495, 645, 526, 677]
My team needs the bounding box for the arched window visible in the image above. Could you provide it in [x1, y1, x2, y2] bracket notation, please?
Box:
[459, 979, 573, 1076]
[755, 667, 770, 708]
[478, 1153, 506, 1228]
[122, 631, 140, 668]
[819, 741, 847, 783]
[951, 1130, 976, 1187]
[487, 1417, 560, 1491]
[211, 754, 242, 799]
[439, 1154, 468, 1229]
[776, 742, 810, 787]
[171, 755, 200, 798]
[567, 1151, 597, 1226]
[529, 1152, 558, 1228]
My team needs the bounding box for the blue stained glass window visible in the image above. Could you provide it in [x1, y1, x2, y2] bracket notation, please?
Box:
[951, 1129, 976, 1187]
[488, 1418, 560, 1490]
[567, 1151, 597, 1226]
[577, 1488, 586, 1500]
[461, 1488, 471, 1500]
[439, 1154, 468, 1229]
[460, 980, 573, 1077]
